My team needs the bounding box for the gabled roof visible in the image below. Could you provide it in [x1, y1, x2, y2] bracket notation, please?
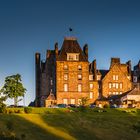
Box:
[57, 37, 88, 61]
[109, 88, 140, 100]
[47, 93, 56, 100]
[101, 63, 130, 82]
[108, 90, 131, 100]
[126, 88, 140, 95]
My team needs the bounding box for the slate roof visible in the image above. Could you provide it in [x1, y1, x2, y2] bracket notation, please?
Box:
[126, 88, 140, 95]
[99, 70, 109, 79]
[57, 37, 88, 61]
[109, 88, 140, 100]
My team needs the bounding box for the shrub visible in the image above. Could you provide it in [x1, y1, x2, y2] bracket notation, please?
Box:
[103, 104, 110, 108]
[78, 106, 88, 112]
[0, 107, 6, 113]
[131, 110, 136, 113]
[24, 107, 32, 114]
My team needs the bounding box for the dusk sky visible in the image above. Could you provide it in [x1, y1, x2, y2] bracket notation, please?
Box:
[0, 0, 140, 105]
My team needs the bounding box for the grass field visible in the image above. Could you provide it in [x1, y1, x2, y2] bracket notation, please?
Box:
[0, 108, 140, 140]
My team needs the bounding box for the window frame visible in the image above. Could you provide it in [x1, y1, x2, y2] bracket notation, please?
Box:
[78, 74, 82, 80]
[89, 92, 93, 99]
[78, 65, 82, 70]
[64, 74, 68, 80]
[64, 83, 68, 92]
[78, 84, 82, 92]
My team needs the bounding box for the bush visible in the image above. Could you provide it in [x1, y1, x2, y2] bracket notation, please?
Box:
[4, 108, 24, 114]
[24, 107, 32, 114]
[103, 104, 110, 108]
[0, 107, 6, 113]
[78, 106, 88, 112]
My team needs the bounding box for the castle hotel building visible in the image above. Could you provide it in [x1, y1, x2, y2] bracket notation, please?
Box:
[35, 37, 132, 107]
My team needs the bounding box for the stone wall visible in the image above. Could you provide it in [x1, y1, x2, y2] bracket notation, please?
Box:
[56, 61, 93, 105]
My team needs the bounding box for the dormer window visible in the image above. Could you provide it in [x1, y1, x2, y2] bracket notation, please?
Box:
[67, 53, 79, 61]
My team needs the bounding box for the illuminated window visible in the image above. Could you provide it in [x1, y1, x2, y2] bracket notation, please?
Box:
[109, 83, 112, 88]
[64, 74, 68, 80]
[78, 65, 82, 70]
[89, 75, 93, 80]
[113, 75, 115, 80]
[120, 83, 123, 89]
[113, 83, 116, 88]
[113, 75, 118, 80]
[90, 84, 93, 89]
[120, 92, 122, 94]
[64, 84, 68, 92]
[90, 92, 93, 99]
[63, 99, 68, 104]
[78, 84, 82, 92]
[67, 53, 79, 61]
[116, 92, 118, 95]
[78, 74, 82, 80]
[76, 55, 79, 60]
[116, 83, 118, 89]
[71, 99, 75, 104]
[116, 75, 118, 80]
[64, 65, 68, 70]
[109, 92, 112, 95]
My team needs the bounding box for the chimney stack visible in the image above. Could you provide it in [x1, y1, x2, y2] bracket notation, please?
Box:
[83, 44, 88, 59]
[55, 42, 58, 58]
[126, 60, 132, 75]
[92, 59, 97, 80]
[110, 58, 120, 68]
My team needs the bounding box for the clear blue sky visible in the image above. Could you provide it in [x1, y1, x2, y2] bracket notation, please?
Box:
[0, 0, 140, 105]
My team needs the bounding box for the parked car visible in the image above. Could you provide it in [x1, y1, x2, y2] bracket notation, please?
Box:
[57, 104, 67, 108]
[110, 104, 118, 108]
[89, 104, 96, 108]
[67, 104, 76, 108]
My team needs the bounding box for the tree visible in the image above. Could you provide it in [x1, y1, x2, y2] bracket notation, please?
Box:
[80, 97, 89, 106]
[0, 74, 26, 106]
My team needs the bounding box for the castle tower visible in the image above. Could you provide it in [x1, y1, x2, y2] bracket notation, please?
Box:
[35, 37, 99, 107]
[35, 52, 41, 107]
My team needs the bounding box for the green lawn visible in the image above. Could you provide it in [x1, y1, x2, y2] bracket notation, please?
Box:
[0, 108, 140, 140]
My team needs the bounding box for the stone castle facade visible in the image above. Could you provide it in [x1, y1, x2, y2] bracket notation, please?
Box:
[35, 37, 137, 107]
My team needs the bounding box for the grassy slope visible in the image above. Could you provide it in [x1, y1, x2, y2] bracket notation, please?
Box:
[0, 108, 140, 140]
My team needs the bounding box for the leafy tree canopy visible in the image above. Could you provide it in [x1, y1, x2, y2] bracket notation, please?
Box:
[0, 74, 26, 106]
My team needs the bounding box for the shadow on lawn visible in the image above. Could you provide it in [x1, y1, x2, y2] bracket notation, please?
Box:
[40, 108, 140, 140]
[0, 114, 66, 140]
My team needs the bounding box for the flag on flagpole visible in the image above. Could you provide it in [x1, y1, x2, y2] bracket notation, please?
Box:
[69, 28, 73, 32]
